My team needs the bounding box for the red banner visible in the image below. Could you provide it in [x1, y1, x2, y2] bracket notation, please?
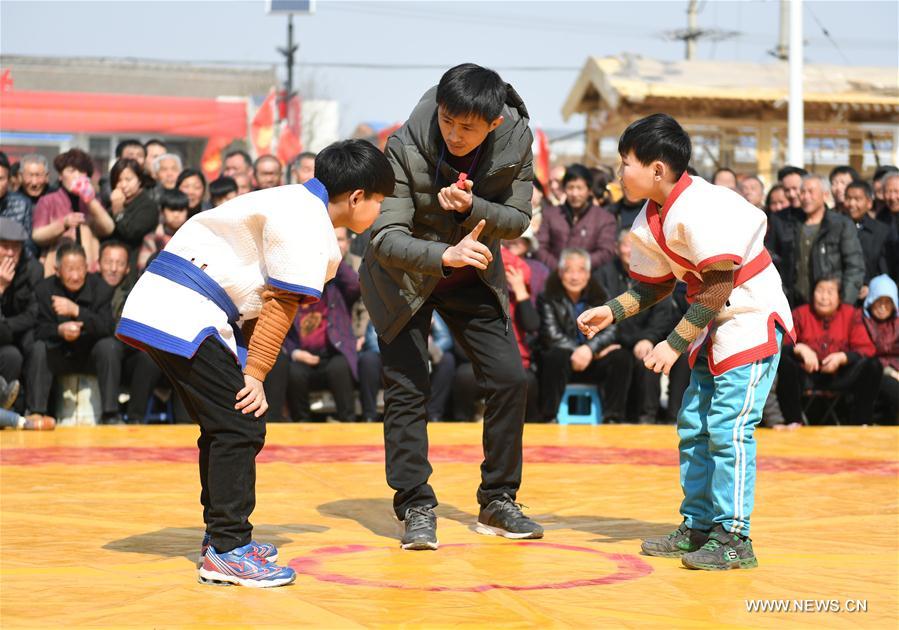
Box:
[277, 94, 302, 165]
[251, 88, 277, 156]
[533, 127, 551, 190]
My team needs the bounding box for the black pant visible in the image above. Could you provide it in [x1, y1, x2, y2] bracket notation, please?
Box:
[358, 350, 382, 421]
[120, 343, 163, 422]
[146, 339, 265, 553]
[777, 352, 883, 424]
[358, 350, 456, 422]
[628, 357, 661, 423]
[25, 338, 121, 416]
[286, 352, 355, 421]
[262, 352, 291, 421]
[380, 281, 527, 519]
[875, 371, 899, 424]
[539, 346, 633, 421]
[0, 344, 24, 412]
[0, 344, 23, 383]
[452, 359, 541, 422]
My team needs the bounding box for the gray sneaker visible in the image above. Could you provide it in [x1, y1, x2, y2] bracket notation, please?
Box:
[476, 495, 544, 539]
[641, 521, 710, 558]
[681, 525, 758, 570]
[401, 506, 438, 550]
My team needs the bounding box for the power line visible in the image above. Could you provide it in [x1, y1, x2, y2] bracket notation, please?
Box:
[806, 4, 852, 64]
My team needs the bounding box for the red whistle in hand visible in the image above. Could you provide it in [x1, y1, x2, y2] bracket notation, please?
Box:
[456, 172, 468, 190]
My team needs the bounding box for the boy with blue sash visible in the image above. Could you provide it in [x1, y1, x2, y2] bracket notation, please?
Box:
[117, 140, 393, 587]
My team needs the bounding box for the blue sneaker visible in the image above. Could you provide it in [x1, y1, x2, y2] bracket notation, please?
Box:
[198, 543, 295, 588]
[197, 533, 278, 569]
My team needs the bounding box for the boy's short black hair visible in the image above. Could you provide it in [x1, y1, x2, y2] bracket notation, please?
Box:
[618, 114, 692, 178]
[115, 139, 145, 159]
[209, 176, 238, 200]
[56, 240, 86, 265]
[436, 63, 507, 123]
[315, 139, 395, 199]
[144, 138, 166, 151]
[829, 165, 859, 182]
[777, 165, 808, 181]
[846, 180, 874, 200]
[159, 188, 189, 212]
[562, 163, 594, 187]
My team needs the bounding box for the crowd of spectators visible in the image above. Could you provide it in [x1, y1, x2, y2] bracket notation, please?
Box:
[0, 138, 896, 427]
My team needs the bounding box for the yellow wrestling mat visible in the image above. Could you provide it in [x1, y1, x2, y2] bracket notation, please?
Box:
[1, 424, 897, 629]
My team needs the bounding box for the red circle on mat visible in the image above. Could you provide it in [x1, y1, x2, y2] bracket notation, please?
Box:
[288, 542, 653, 592]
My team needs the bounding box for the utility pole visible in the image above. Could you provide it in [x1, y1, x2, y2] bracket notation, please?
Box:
[774, 0, 789, 60]
[788, 0, 804, 167]
[278, 14, 298, 120]
[663, 1, 738, 61]
[686, 0, 698, 60]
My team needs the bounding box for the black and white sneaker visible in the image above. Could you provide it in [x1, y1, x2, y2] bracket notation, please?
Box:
[401, 506, 438, 550]
[476, 495, 544, 539]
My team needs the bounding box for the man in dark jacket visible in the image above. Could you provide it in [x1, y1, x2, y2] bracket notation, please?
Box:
[766, 174, 864, 307]
[539, 248, 628, 421]
[360, 63, 542, 549]
[596, 230, 679, 422]
[25, 241, 120, 423]
[0, 219, 42, 403]
[844, 181, 889, 301]
[536, 163, 616, 271]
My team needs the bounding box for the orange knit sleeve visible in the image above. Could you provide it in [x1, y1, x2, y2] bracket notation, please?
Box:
[242, 286, 302, 381]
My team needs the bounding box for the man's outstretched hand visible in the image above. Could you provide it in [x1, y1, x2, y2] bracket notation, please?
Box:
[441, 219, 493, 270]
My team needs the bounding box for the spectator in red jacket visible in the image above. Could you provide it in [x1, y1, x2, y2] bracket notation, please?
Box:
[535, 164, 616, 271]
[776, 276, 882, 424]
[863, 274, 899, 423]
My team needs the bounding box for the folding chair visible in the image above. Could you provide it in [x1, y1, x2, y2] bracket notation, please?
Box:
[801, 388, 842, 425]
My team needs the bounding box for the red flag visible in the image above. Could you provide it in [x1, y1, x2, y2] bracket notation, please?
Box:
[532, 127, 551, 190]
[251, 88, 277, 156]
[0, 69, 13, 92]
[277, 126, 302, 166]
[200, 136, 232, 181]
[277, 95, 303, 165]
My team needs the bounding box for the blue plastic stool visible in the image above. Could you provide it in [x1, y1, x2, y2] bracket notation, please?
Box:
[556, 384, 603, 425]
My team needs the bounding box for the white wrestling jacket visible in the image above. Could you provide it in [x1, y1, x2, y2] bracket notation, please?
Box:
[628, 173, 795, 375]
[116, 179, 341, 368]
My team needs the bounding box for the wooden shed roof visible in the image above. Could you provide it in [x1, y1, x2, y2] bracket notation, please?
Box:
[562, 55, 899, 120]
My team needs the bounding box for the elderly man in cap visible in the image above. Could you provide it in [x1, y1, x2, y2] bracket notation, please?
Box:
[0, 218, 43, 407]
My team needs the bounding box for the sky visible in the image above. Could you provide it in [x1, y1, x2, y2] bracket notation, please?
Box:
[2, 0, 897, 136]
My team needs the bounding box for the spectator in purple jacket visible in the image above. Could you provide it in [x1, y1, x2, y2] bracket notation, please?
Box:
[536, 163, 616, 272]
[281, 251, 361, 421]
